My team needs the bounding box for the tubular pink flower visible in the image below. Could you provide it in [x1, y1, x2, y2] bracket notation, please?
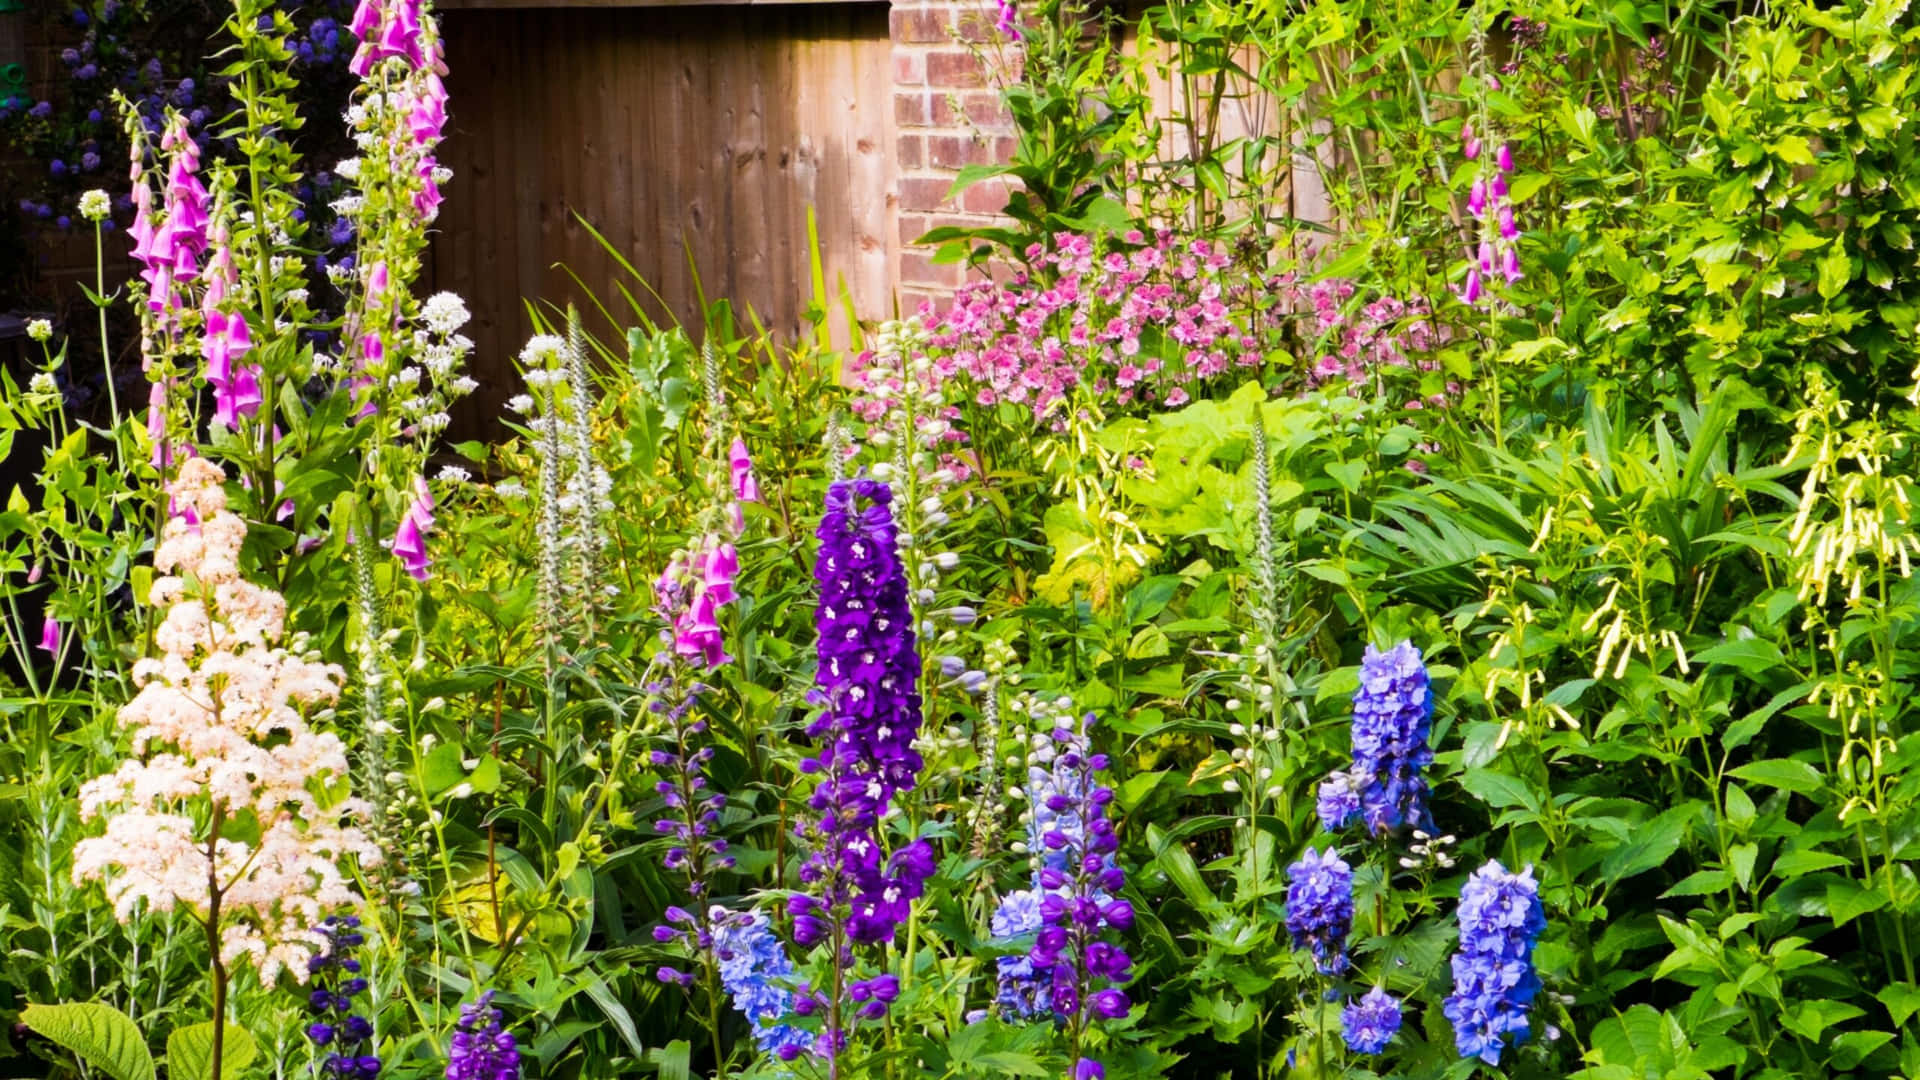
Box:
[1495, 143, 1514, 174]
[393, 477, 436, 581]
[38, 616, 59, 654]
[730, 438, 762, 504]
[204, 309, 262, 429]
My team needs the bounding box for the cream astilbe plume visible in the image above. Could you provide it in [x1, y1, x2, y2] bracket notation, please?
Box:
[72, 458, 381, 985]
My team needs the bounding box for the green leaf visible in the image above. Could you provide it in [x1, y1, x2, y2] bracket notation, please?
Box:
[1600, 802, 1696, 884]
[165, 1021, 257, 1080]
[1830, 1030, 1894, 1070]
[645, 1039, 690, 1080]
[1828, 879, 1890, 927]
[1459, 768, 1540, 813]
[20, 1003, 156, 1080]
[1727, 759, 1823, 795]
[1876, 982, 1920, 1026]
[1662, 869, 1732, 898]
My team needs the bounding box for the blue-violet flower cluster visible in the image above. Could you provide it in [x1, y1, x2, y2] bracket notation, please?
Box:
[1319, 641, 1434, 835]
[304, 915, 379, 1080]
[446, 991, 521, 1080]
[1283, 846, 1353, 974]
[792, 478, 932, 950]
[1342, 986, 1404, 1055]
[1444, 860, 1546, 1065]
[1025, 714, 1133, 1073]
[711, 907, 816, 1060]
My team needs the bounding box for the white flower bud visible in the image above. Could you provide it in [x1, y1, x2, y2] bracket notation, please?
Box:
[1223, 779, 1241, 793]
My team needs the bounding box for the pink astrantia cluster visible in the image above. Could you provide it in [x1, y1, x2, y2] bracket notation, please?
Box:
[869, 231, 1263, 426]
[71, 459, 380, 986]
[1278, 276, 1452, 389]
[1460, 121, 1522, 304]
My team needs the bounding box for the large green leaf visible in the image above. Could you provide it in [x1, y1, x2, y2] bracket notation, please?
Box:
[165, 1021, 257, 1080]
[20, 1003, 156, 1080]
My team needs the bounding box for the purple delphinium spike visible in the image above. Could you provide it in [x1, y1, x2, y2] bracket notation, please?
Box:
[1284, 846, 1353, 974]
[1444, 861, 1546, 1065]
[445, 991, 520, 1080]
[304, 916, 380, 1080]
[1320, 641, 1434, 836]
[646, 664, 732, 980]
[1025, 714, 1132, 1075]
[791, 477, 931, 1062]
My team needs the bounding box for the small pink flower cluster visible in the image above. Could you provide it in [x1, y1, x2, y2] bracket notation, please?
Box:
[347, 0, 448, 217]
[1278, 276, 1452, 388]
[72, 459, 379, 986]
[200, 220, 263, 430]
[879, 231, 1262, 425]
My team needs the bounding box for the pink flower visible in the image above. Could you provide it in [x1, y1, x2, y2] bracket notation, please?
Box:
[730, 438, 761, 504]
[1495, 143, 1514, 174]
[1467, 179, 1487, 219]
[203, 309, 262, 429]
[1462, 268, 1484, 304]
[393, 477, 435, 581]
[38, 616, 59, 654]
[703, 542, 739, 607]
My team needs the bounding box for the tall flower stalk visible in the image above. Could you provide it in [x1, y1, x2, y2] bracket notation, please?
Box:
[790, 477, 932, 1072]
[71, 459, 379, 1080]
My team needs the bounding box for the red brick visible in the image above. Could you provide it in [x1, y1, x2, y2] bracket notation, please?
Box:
[960, 178, 1010, 214]
[901, 252, 966, 288]
[926, 50, 985, 89]
[932, 90, 1011, 129]
[898, 289, 950, 317]
[928, 134, 994, 169]
[897, 134, 925, 169]
[899, 176, 955, 212]
[897, 213, 932, 247]
[993, 135, 1019, 163]
[893, 51, 925, 86]
[894, 91, 928, 126]
[890, 6, 951, 43]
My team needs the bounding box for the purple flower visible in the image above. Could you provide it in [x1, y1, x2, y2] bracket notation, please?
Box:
[1314, 770, 1362, 833]
[1335, 641, 1434, 836]
[797, 477, 927, 944]
[1342, 986, 1403, 1054]
[446, 991, 520, 1080]
[1444, 861, 1546, 1065]
[391, 479, 435, 582]
[1283, 846, 1352, 974]
[38, 617, 60, 654]
[305, 916, 377, 1078]
[1023, 715, 1131, 1063]
[29, 100, 53, 119]
[710, 908, 815, 1058]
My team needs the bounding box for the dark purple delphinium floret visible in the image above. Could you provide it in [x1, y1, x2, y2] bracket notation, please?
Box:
[445, 991, 520, 1080]
[304, 915, 380, 1079]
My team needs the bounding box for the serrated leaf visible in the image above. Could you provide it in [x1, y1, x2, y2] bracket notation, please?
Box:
[20, 1003, 156, 1080]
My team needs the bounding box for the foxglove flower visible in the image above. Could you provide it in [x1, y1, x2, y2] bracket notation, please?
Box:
[1444, 861, 1545, 1065]
[731, 437, 761, 504]
[1328, 641, 1434, 835]
[711, 907, 816, 1059]
[393, 477, 435, 582]
[1342, 986, 1403, 1055]
[1283, 846, 1353, 974]
[38, 616, 60, 654]
[305, 916, 380, 1079]
[446, 991, 520, 1080]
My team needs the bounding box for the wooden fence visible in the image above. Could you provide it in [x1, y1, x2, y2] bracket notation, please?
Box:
[428, 2, 896, 429]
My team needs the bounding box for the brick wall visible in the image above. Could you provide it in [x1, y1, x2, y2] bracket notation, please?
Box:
[887, 0, 1017, 314]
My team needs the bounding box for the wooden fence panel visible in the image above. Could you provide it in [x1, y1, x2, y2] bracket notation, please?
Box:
[430, 4, 895, 432]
